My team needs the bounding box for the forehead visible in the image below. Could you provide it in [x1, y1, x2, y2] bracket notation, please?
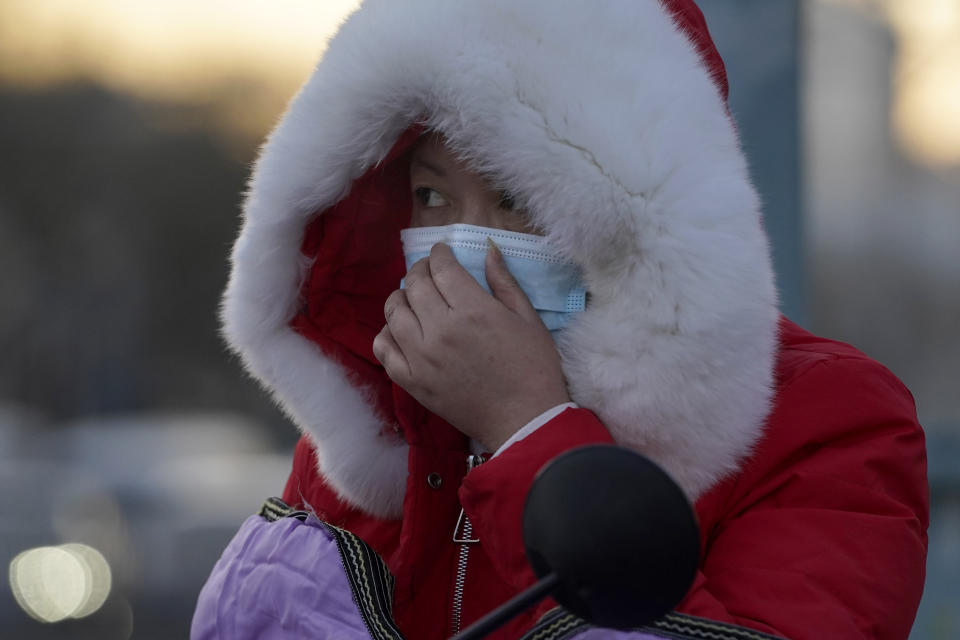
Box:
[409, 132, 500, 192]
[410, 132, 456, 165]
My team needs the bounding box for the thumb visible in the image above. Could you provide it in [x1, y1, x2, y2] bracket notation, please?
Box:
[485, 237, 540, 323]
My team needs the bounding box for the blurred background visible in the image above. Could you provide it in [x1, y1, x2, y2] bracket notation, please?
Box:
[0, 0, 956, 638]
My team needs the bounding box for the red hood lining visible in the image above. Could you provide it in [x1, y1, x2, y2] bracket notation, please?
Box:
[663, 0, 729, 103]
[290, 126, 455, 447]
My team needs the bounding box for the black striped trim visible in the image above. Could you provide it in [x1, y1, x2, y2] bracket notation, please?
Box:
[257, 499, 786, 640]
[519, 608, 588, 640]
[256, 498, 406, 640]
[259, 496, 310, 522]
[647, 612, 786, 640]
[520, 608, 787, 640]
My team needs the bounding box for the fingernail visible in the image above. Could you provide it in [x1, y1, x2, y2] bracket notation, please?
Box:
[486, 236, 503, 260]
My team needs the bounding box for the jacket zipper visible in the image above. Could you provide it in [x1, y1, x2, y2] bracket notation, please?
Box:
[450, 453, 485, 636]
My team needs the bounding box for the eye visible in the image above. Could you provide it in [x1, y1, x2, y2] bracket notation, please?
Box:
[414, 187, 449, 207]
[498, 190, 517, 211]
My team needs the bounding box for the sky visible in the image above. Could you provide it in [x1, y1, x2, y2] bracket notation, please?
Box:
[0, 0, 957, 165]
[0, 0, 359, 93]
[0, 0, 360, 138]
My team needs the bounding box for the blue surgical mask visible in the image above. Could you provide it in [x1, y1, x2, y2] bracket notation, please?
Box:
[400, 223, 587, 332]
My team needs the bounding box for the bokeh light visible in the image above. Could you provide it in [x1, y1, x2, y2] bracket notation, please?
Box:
[60, 543, 113, 618]
[822, 0, 960, 168]
[887, 0, 960, 166]
[8, 544, 113, 623]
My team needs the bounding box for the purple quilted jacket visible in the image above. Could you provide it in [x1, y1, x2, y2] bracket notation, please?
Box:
[192, 499, 783, 640]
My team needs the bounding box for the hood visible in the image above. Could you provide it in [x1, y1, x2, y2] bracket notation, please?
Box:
[221, 0, 780, 518]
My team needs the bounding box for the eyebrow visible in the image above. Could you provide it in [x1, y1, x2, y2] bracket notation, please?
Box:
[410, 157, 447, 178]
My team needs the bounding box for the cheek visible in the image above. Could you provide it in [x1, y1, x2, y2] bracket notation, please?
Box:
[409, 208, 423, 227]
[490, 209, 541, 235]
[410, 207, 460, 228]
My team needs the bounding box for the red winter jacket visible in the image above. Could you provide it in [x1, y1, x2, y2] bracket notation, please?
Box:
[281, 305, 928, 640]
[218, 1, 929, 638]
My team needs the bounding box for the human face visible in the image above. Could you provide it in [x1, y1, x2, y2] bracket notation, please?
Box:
[408, 134, 541, 235]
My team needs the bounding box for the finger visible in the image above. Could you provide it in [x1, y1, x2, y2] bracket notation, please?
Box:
[404, 256, 451, 332]
[372, 325, 412, 382]
[427, 242, 488, 309]
[484, 238, 541, 324]
[384, 288, 423, 342]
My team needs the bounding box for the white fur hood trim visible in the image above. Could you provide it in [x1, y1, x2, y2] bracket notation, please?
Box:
[221, 0, 779, 518]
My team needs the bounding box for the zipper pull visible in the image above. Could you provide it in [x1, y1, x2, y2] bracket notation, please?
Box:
[452, 508, 478, 544]
[466, 453, 487, 472]
[452, 453, 486, 544]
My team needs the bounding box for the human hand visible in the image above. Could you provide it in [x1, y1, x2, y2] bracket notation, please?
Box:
[372, 240, 571, 452]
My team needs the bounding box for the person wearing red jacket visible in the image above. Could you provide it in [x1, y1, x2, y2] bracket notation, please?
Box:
[210, 1, 929, 638]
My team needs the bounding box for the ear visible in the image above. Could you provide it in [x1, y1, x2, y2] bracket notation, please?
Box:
[485, 237, 541, 324]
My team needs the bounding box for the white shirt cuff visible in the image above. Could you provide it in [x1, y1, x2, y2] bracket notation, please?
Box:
[469, 402, 579, 458]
